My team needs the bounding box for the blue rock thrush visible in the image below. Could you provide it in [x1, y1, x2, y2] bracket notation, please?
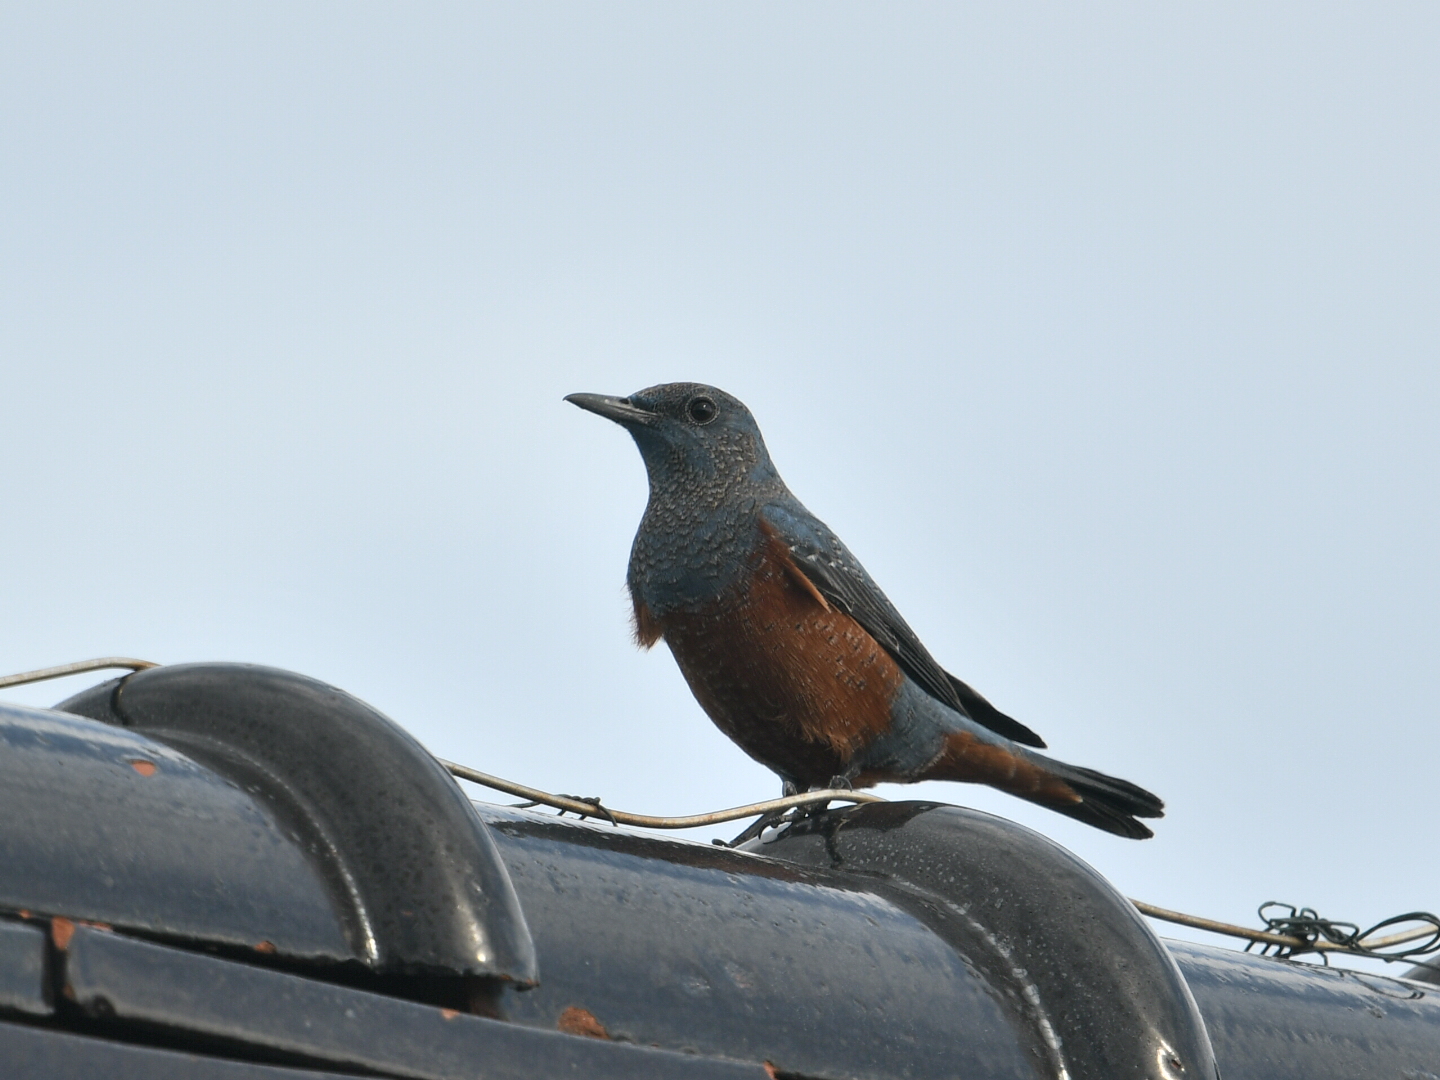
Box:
[566, 382, 1164, 838]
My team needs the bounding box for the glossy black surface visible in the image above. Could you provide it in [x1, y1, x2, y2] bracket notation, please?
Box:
[0, 1022, 358, 1080]
[744, 802, 1217, 1080]
[479, 804, 1044, 1080]
[1407, 958, 1440, 986]
[58, 664, 536, 984]
[0, 920, 50, 1017]
[0, 703, 350, 960]
[4, 662, 1436, 1079]
[60, 924, 766, 1080]
[1172, 940, 1440, 1080]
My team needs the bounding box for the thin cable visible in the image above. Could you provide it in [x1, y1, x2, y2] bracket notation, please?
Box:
[1130, 899, 1440, 963]
[0, 657, 158, 691]
[1129, 900, 1308, 950]
[1250, 902, 1440, 961]
[441, 759, 884, 829]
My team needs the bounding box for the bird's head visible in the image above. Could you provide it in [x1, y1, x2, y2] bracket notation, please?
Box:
[565, 382, 781, 501]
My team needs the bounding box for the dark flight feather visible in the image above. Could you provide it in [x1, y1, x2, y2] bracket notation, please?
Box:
[763, 508, 1047, 749]
[944, 673, 1046, 749]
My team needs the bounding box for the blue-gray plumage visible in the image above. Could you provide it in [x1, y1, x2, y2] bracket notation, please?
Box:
[567, 382, 1163, 838]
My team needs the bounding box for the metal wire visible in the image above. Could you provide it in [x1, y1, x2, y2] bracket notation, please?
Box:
[1128, 900, 1309, 950]
[441, 759, 884, 829]
[0, 657, 158, 691]
[1249, 902, 1440, 963]
[1129, 899, 1440, 965]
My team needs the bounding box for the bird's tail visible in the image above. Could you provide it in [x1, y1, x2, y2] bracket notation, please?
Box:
[920, 731, 1164, 839]
[1026, 756, 1165, 839]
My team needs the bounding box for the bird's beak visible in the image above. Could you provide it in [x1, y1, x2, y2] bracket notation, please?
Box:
[564, 393, 655, 427]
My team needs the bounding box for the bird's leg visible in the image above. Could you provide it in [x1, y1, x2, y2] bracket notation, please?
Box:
[721, 779, 800, 847]
[797, 772, 856, 818]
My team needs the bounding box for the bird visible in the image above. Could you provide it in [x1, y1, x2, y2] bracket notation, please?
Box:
[566, 382, 1164, 839]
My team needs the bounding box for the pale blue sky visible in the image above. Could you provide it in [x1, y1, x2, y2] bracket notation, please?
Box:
[3, 4, 1437, 961]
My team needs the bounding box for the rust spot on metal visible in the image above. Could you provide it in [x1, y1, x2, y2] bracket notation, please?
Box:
[440, 1008, 460, 1020]
[17, 909, 30, 919]
[254, 940, 276, 954]
[764, 1064, 779, 1080]
[128, 759, 157, 776]
[557, 1005, 610, 1040]
[51, 917, 75, 950]
[50, 917, 110, 949]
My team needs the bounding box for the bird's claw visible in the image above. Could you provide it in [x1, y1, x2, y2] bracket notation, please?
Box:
[724, 810, 786, 848]
[554, 794, 618, 826]
[724, 777, 854, 846]
[792, 775, 855, 818]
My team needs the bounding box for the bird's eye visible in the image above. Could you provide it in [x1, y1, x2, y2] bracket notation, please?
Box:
[686, 396, 718, 424]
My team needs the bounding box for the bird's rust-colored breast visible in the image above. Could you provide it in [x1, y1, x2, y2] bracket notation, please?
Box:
[633, 521, 904, 783]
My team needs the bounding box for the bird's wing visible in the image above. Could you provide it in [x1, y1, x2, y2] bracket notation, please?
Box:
[762, 501, 1047, 749]
[942, 672, 1045, 748]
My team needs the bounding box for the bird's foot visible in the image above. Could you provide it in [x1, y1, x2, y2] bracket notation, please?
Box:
[554, 794, 618, 826]
[724, 809, 792, 848]
[793, 775, 855, 818]
[719, 776, 848, 847]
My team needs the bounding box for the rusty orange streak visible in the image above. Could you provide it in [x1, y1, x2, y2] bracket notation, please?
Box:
[51, 917, 75, 950]
[920, 730, 1081, 806]
[631, 597, 663, 648]
[557, 1006, 610, 1040]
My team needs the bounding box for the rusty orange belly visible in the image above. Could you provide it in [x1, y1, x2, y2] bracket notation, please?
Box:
[638, 530, 905, 787]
